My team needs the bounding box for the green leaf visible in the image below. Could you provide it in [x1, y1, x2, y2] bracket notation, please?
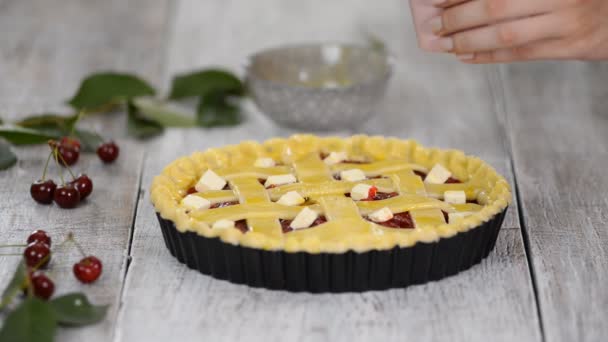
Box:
[73, 129, 103, 153]
[0, 126, 58, 145]
[49, 293, 108, 326]
[1, 261, 26, 308]
[0, 141, 17, 171]
[131, 97, 197, 127]
[16, 114, 78, 134]
[196, 91, 242, 127]
[68, 72, 156, 110]
[0, 297, 57, 342]
[127, 102, 164, 139]
[168, 69, 244, 100]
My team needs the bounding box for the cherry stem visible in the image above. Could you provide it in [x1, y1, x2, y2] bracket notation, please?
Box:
[72, 238, 87, 258]
[55, 148, 76, 180]
[52, 149, 65, 185]
[59, 232, 86, 257]
[69, 110, 86, 136]
[41, 150, 53, 181]
[0, 244, 27, 248]
[93, 131, 105, 142]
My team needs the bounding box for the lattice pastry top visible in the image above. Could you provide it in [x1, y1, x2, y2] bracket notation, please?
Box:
[150, 135, 511, 253]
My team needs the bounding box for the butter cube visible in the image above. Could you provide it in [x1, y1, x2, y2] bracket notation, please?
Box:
[424, 164, 452, 184]
[351, 184, 373, 201]
[264, 174, 297, 187]
[212, 219, 236, 230]
[444, 190, 466, 204]
[277, 191, 305, 206]
[290, 207, 318, 230]
[340, 168, 366, 182]
[181, 195, 211, 211]
[448, 212, 473, 223]
[323, 151, 348, 165]
[369, 207, 394, 223]
[195, 169, 227, 192]
[254, 157, 275, 168]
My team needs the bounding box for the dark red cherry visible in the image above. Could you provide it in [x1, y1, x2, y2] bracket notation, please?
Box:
[23, 242, 51, 268]
[30, 271, 55, 300]
[27, 230, 51, 247]
[97, 141, 119, 163]
[70, 174, 93, 200]
[73, 256, 103, 284]
[57, 144, 79, 166]
[53, 184, 80, 209]
[59, 136, 81, 151]
[30, 179, 57, 204]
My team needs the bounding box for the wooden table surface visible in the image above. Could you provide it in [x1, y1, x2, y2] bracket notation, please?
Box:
[1, 1, 606, 341]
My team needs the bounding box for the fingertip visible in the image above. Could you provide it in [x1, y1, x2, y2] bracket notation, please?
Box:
[457, 53, 475, 61]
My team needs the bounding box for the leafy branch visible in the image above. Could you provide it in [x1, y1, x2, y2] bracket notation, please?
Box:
[0, 68, 246, 170]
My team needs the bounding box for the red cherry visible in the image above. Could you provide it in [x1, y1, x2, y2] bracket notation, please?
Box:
[73, 256, 103, 284]
[30, 179, 57, 204]
[23, 242, 51, 268]
[30, 271, 55, 300]
[57, 144, 79, 166]
[27, 230, 51, 247]
[97, 141, 119, 163]
[60, 136, 81, 150]
[70, 174, 93, 200]
[53, 184, 80, 209]
[366, 186, 378, 200]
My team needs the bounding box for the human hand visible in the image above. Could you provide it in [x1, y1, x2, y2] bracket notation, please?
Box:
[411, 0, 608, 63]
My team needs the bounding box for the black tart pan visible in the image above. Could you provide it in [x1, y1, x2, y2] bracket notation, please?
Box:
[156, 207, 507, 293]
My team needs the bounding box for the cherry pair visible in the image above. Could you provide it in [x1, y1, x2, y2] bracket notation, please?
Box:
[55, 137, 120, 166]
[30, 139, 95, 208]
[21, 230, 103, 301]
[31, 175, 93, 208]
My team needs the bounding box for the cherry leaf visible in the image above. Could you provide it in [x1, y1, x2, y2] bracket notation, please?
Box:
[0, 261, 26, 308]
[0, 297, 57, 342]
[127, 102, 164, 139]
[0, 141, 17, 171]
[168, 69, 244, 100]
[73, 129, 103, 153]
[49, 293, 108, 326]
[131, 97, 197, 127]
[196, 90, 242, 127]
[0, 126, 58, 145]
[16, 114, 78, 136]
[68, 72, 156, 111]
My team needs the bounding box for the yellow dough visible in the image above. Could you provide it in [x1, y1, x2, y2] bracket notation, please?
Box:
[150, 135, 511, 253]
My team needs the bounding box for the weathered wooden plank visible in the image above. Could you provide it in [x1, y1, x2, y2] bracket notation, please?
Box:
[0, 0, 169, 131]
[499, 61, 608, 342]
[0, 0, 169, 340]
[0, 143, 143, 341]
[116, 1, 540, 341]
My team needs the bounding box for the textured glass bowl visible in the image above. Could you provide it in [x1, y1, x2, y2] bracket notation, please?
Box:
[246, 43, 392, 130]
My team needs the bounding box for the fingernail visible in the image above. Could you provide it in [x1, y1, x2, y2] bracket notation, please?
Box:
[438, 37, 453, 52]
[457, 54, 474, 60]
[431, 0, 446, 5]
[427, 16, 443, 34]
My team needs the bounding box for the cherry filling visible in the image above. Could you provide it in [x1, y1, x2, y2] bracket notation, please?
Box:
[258, 178, 280, 189]
[367, 212, 415, 229]
[186, 183, 230, 194]
[414, 170, 461, 184]
[280, 216, 327, 233]
[345, 191, 399, 201]
[210, 201, 239, 209]
[234, 220, 248, 233]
